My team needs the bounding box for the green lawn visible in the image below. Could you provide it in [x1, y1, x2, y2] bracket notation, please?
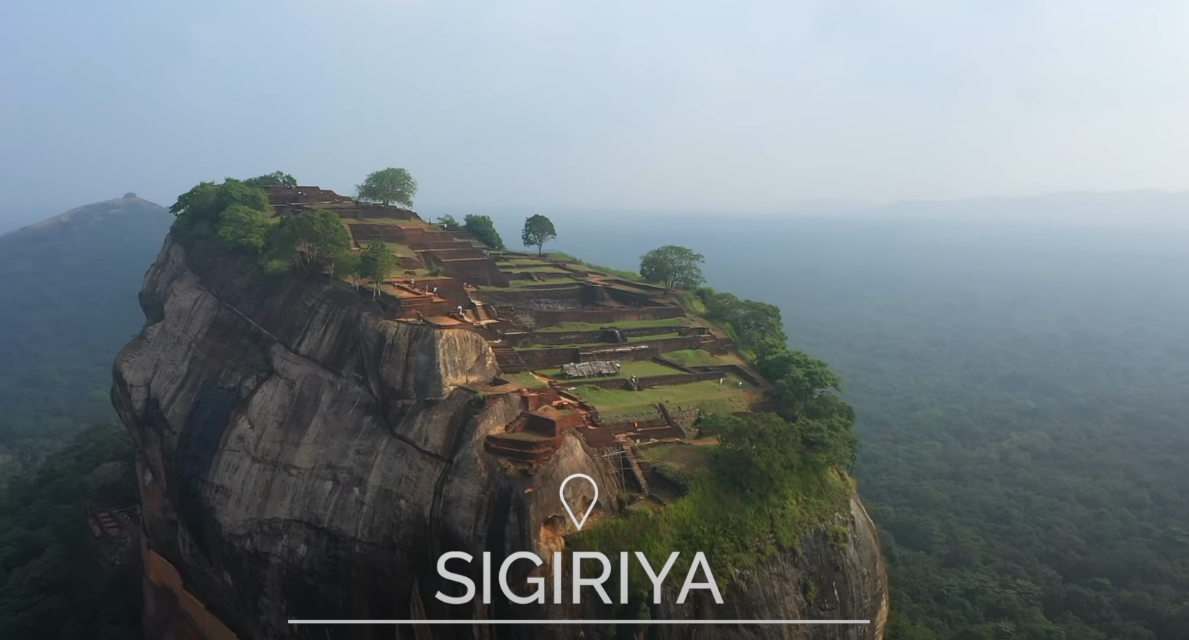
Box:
[663, 349, 742, 367]
[571, 376, 754, 418]
[639, 443, 713, 474]
[494, 278, 578, 290]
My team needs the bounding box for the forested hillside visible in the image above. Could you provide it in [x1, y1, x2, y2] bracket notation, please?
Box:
[509, 196, 1189, 640]
[0, 195, 170, 481]
[0, 423, 139, 638]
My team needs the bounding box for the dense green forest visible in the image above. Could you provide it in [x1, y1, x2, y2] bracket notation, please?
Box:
[0, 196, 171, 482]
[523, 197, 1189, 640]
[0, 422, 140, 638]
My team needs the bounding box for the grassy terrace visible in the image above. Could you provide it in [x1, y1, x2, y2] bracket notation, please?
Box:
[382, 242, 416, 257]
[538, 317, 697, 332]
[663, 349, 743, 367]
[626, 332, 684, 342]
[480, 278, 576, 291]
[502, 372, 550, 389]
[569, 375, 755, 419]
[639, 442, 714, 475]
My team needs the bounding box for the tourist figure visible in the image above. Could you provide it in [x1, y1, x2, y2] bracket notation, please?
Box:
[718, 378, 724, 386]
[737, 381, 743, 389]
[432, 286, 438, 295]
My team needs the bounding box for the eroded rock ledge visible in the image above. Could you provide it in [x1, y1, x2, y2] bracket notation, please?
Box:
[112, 235, 886, 640]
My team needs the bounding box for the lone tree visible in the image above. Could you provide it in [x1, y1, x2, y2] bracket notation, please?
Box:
[359, 242, 397, 297]
[357, 168, 418, 207]
[244, 171, 297, 188]
[639, 245, 705, 292]
[521, 214, 557, 255]
[334, 250, 363, 289]
[463, 214, 505, 250]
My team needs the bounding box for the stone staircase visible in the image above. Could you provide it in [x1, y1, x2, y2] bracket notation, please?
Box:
[620, 441, 650, 496]
[491, 343, 527, 373]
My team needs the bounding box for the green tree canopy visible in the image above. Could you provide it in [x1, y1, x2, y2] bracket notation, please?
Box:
[710, 411, 803, 492]
[521, 214, 557, 255]
[436, 214, 459, 227]
[640, 245, 705, 292]
[169, 179, 270, 233]
[359, 242, 397, 297]
[215, 205, 274, 254]
[333, 251, 363, 289]
[243, 171, 297, 188]
[356, 167, 417, 207]
[463, 214, 505, 250]
[698, 289, 788, 354]
[271, 210, 351, 273]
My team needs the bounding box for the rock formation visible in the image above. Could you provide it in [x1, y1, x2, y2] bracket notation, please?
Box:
[112, 233, 887, 640]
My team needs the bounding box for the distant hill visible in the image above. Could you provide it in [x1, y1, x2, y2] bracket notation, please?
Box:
[0, 195, 171, 475]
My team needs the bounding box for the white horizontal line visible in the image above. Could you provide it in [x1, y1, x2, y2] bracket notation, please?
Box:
[290, 620, 870, 625]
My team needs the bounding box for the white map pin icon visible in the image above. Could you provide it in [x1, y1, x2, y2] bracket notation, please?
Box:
[559, 473, 599, 531]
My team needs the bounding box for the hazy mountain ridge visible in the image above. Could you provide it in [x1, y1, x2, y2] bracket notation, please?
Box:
[0, 195, 171, 472]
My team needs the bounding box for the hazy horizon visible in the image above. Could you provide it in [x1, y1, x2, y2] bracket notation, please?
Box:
[5, 0, 1189, 224]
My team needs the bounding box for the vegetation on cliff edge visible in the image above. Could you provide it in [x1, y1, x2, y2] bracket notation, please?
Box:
[572, 249, 859, 602]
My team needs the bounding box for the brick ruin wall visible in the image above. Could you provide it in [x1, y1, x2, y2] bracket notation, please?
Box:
[514, 305, 686, 329]
[599, 335, 703, 354]
[348, 224, 408, 245]
[412, 239, 475, 251]
[503, 330, 608, 347]
[560, 377, 631, 390]
[500, 325, 705, 348]
[339, 205, 418, 220]
[620, 326, 710, 338]
[422, 248, 488, 261]
[604, 287, 658, 307]
[472, 285, 592, 311]
[440, 259, 511, 287]
[634, 371, 721, 389]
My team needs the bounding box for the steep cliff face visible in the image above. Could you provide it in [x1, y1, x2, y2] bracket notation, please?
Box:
[112, 235, 886, 640]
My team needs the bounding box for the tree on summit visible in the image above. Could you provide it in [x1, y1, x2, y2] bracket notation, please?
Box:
[639, 245, 705, 292]
[521, 215, 557, 256]
[244, 171, 297, 188]
[216, 204, 273, 254]
[357, 168, 418, 207]
[463, 214, 505, 250]
[170, 179, 270, 233]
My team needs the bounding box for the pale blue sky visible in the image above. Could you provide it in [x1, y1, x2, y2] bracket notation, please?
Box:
[3, 0, 1189, 221]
